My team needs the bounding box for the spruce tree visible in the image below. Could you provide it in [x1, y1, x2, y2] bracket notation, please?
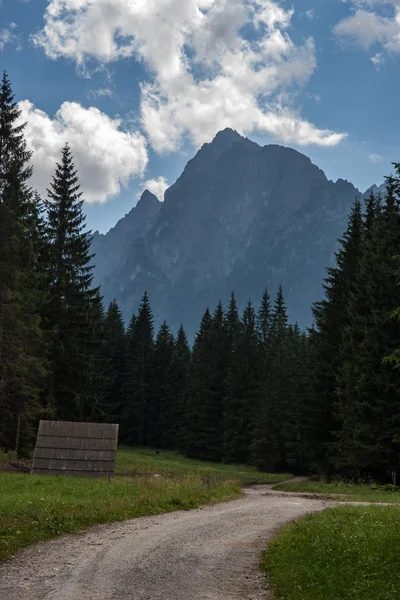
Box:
[198, 301, 227, 461]
[0, 72, 46, 454]
[122, 292, 154, 445]
[257, 289, 272, 346]
[335, 178, 400, 479]
[103, 299, 126, 422]
[253, 287, 289, 471]
[42, 144, 104, 422]
[309, 200, 364, 476]
[186, 308, 213, 458]
[223, 300, 261, 463]
[148, 321, 176, 449]
[173, 324, 191, 451]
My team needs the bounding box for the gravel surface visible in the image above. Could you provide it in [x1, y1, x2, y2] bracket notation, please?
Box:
[0, 486, 329, 600]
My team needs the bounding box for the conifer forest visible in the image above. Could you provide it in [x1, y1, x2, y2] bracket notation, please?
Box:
[1, 72, 400, 482]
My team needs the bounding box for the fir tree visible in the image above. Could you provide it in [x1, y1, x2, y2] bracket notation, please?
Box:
[223, 300, 261, 463]
[0, 72, 46, 454]
[198, 301, 227, 461]
[335, 178, 400, 479]
[103, 299, 126, 422]
[253, 287, 289, 471]
[173, 324, 191, 451]
[148, 321, 176, 449]
[42, 144, 104, 422]
[309, 200, 364, 476]
[186, 308, 213, 458]
[122, 292, 154, 445]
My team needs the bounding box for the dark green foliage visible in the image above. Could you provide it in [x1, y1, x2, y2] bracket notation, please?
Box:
[122, 292, 154, 445]
[173, 325, 191, 451]
[148, 321, 176, 449]
[335, 178, 400, 479]
[186, 308, 213, 458]
[224, 300, 262, 463]
[0, 72, 47, 455]
[103, 299, 126, 421]
[42, 144, 105, 422]
[309, 200, 364, 476]
[252, 288, 289, 471]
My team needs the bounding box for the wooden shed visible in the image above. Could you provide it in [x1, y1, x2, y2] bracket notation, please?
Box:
[31, 420, 119, 477]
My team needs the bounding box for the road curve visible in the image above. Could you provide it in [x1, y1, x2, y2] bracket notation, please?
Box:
[0, 487, 329, 600]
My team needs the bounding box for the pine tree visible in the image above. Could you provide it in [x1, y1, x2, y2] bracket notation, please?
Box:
[103, 299, 126, 422]
[122, 292, 154, 445]
[148, 321, 176, 449]
[335, 178, 400, 479]
[173, 324, 191, 451]
[223, 300, 261, 463]
[257, 289, 272, 346]
[198, 301, 227, 461]
[308, 200, 364, 476]
[0, 72, 46, 454]
[252, 287, 289, 471]
[186, 308, 213, 458]
[42, 144, 105, 422]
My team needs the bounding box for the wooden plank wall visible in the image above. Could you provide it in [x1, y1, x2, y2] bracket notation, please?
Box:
[32, 421, 119, 477]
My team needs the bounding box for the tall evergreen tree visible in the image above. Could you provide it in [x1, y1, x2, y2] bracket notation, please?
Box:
[103, 299, 126, 422]
[0, 72, 46, 454]
[122, 292, 154, 445]
[253, 287, 289, 471]
[186, 308, 213, 458]
[198, 301, 227, 461]
[148, 321, 176, 449]
[335, 178, 400, 479]
[42, 144, 104, 422]
[308, 200, 364, 476]
[173, 324, 191, 451]
[224, 300, 261, 463]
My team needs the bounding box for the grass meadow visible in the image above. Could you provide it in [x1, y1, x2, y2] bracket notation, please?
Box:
[0, 446, 290, 561]
[263, 505, 400, 600]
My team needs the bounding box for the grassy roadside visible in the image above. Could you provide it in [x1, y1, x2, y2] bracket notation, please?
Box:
[273, 480, 400, 503]
[263, 505, 400, 600]
[116, 446, 292, 484]
[0, 447, 290, 562]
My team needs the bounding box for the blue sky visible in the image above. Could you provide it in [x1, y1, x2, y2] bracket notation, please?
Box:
[1, 0, 398, 233]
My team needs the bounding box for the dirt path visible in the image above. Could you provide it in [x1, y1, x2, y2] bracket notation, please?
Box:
[0, 486, 329, 600]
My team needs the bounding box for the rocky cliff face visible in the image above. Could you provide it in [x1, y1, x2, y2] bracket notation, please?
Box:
[92, 129, 365, 337]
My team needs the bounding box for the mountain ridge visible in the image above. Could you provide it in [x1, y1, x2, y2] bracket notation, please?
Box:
[91, 130, 379, 337]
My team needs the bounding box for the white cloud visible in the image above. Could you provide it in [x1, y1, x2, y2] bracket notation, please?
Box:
[18, 100, 148, 203]
[0, 23, 21, 52]
[138, 176, 169, 201]
[369, 152, 383, 163]
[334, 1, 400, 55]
[371, 51, 385, 66]
[34, 0, 346, 150]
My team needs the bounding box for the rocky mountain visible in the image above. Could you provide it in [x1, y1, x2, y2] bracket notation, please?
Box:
[91, 189, 161, 285]
[91, 128, 367, 338]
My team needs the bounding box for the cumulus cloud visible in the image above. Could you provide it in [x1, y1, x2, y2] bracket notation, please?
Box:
[34, 0, 346, 150]
[334, 1, 400, 55]
[19, 100, 148, 203]
[138, 177, 170, 201]
[369, 152, 383, 163]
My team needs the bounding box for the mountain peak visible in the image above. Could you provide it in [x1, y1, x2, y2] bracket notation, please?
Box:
[212, 128, 243, 144]
[137, 189, 161, 206]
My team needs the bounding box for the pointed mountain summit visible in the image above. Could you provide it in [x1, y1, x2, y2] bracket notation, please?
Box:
[92, 131, 364, 338]
[91, 189, 161, 285]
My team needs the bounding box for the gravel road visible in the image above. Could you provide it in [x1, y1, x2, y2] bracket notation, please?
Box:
[0, 486, 329, 600]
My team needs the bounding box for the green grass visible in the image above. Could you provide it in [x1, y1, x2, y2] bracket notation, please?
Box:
[115, 446, 291, 484]
[0, 446, 289, 562]
[273, 480, 400, 503]
[263, 505, 400, 600]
